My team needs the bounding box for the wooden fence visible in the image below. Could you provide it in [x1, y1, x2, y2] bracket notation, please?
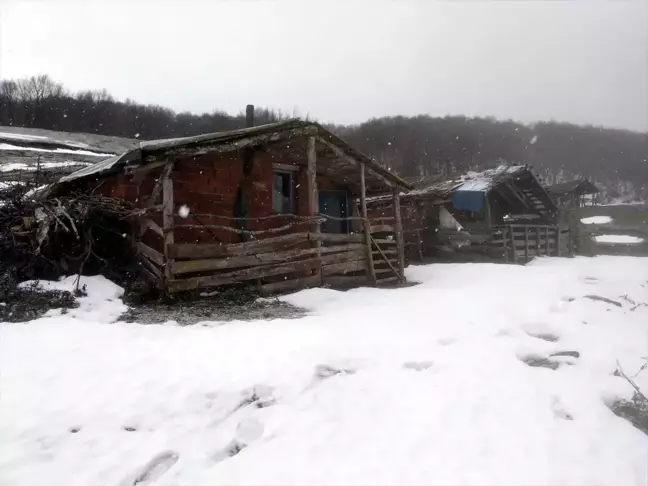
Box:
[135, 211, 405, 295]
[568, 205, 648, 257]
[492, 224, 570, 263]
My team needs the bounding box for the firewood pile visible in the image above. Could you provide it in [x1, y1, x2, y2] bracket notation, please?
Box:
[0, 183, 141, 289]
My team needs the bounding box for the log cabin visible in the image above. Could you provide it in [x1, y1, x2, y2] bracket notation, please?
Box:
[368, 165, 564, 264]
[50, 118, 411, 294]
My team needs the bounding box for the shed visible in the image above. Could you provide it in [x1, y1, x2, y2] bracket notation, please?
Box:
[52, 119, 411, 294]
[368, 165, 562, 264]
[547, 179, 600, 209]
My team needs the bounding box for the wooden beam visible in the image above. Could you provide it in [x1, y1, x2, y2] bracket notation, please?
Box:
[139, 254, 163, 282]
[162, 176, 174, 281]
[360, 163, 377, 285]
[150, 161, 174, 205]
[317, 136, 395, 190]
[168, 258, 320, 292]
[307, 136, 322, 285]
[171, 233, 308, 259]
[260, 274, 322, 296]
[555, 226, 561, 256]
[502, 227, 509, 263]
[321, 258, 368, 277]
[139, 218, 163, 238]
[137, 242, 165, 267]
[510, 225, 518, 264]
[172, 244, 364, 275]
[524, 228, 529, 262]
[536, 227, 541, 256]
[392, 190, 405, 278]
[545, 226, 550, 256]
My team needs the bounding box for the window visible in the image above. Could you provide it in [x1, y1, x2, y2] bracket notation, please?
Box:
[273, 171, 295, 214]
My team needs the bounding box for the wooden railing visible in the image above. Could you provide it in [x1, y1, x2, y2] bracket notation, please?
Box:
[492, 224, 571, 263]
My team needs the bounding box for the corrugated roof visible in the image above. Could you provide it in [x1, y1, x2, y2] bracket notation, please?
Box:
[57, 120, 411, 190]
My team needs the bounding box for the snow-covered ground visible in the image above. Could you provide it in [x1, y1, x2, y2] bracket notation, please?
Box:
[581, 216, 613, 225]
[1, 257, 647, 486]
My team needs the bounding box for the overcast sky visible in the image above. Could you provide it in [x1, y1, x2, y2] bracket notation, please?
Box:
[1, 0, 647, 131]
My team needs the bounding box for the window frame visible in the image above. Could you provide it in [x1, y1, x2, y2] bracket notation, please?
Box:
[272, 169, 296, 215]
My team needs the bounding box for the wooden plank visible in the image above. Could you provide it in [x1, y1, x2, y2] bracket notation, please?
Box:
[535, 227, 541, 255]
[510, 226, 518, 264]
[555, 226, 561, 256]
[322, 258, 368, 277]
[260, 274, 322, 295]
[317, 135, 395, 189]
[171, 233, 309, 259]
[140, 218, 163, 238]
[137, 242, 164, 267]
[545, 226, 550, 256]
[376, 276, 399, 285]
[360, 163, 377, 285]
[307, 135, 322, 285]
[168, 258, 320, 292]
[372, 249, 398, 256]
[392, 190, 405, 278]
[323, 275, 368, 288]
[150, 161, 173, 205]
[272, 162, 299, 172]
[139, 255, 163, 282]
[309, 232, 365, 243]
[162, 176, 174, 281]
[502, 227, 509, 263]
[369, 225, 395, 233]
[524, 228, 529, 262]
[172, 244, 363, 275]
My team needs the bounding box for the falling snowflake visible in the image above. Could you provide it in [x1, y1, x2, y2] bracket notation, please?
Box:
[134, 133, 140, 138]
[529, 135, 538, 145]
[178, 205, 190, 218]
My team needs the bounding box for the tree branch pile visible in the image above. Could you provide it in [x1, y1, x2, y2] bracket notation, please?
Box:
[1, 183, 142, 293]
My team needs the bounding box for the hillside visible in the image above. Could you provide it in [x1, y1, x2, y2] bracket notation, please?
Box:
[2, 75, 646, 201]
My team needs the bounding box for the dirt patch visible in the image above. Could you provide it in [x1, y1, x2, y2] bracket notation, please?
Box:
[0, 273, 78, 323]
[119, 297, 305, 325]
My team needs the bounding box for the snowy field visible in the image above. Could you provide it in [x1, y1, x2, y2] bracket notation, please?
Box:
[1, 257, 647, 486]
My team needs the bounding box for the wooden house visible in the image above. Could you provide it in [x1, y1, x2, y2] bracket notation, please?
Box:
[51, 119, 411, 294]
[368, 165, 563, 264]
[547, 179, 600, 209]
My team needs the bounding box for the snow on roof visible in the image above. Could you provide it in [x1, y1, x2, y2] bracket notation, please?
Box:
[369, 165, 528, 203]
[58, 154, 126, 183]
[0, 143, 113, 157]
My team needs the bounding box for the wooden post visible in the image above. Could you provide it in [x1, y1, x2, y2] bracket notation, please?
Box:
[306, 136, 321, 284]
[360, 163, 377, 285]
[502, 226, 509, 263]
[510, 225, 517, 264]
[162, 176, 174, 283]
[535, 227, 540, 257]
[392, 190, 405, 280]
[245, 104, 255, 128]
[545, 226, 550, 256]
[524, 226, 529, 262]
[556, 226, 561, 256]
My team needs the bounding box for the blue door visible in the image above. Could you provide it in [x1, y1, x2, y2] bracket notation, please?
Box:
[319, 190, 349, 233]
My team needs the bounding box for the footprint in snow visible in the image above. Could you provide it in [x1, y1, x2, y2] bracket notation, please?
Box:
[526, 331, 560, 342]
[120, 450, 179, 486]
[315, 364, 356, 379]
[213, 418, 265, 463]
[403, 360, 434, 371]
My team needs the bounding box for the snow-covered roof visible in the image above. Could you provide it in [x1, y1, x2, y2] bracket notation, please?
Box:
[0, 126, 138, 183]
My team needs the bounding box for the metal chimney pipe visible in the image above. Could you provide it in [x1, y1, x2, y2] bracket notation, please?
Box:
[245, 104, 254, 128]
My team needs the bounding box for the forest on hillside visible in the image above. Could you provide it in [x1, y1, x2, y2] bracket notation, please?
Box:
[2, 75, 647, 201]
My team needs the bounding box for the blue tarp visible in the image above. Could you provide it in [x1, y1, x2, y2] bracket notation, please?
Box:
[452, 190, 485, 212]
